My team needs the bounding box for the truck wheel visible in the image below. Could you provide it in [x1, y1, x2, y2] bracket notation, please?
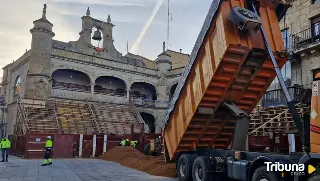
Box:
[192, 156, 213, 181]
[177, 154, 194, 181]
[228, 6, 261, 31]
[252, 166, 279, 181]
[143, 143, 151, 155]
[307, 173, 320, 181]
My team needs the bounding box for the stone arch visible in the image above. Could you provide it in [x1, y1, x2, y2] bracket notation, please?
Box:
[52, 69, 91, 93]
[129, 79, 157, 88]
[130, 81, 157, 101]
[94, 76, 127, 97]
[140, 112, 156, 133]
[93, 73, 129, 89]
[51, 66, 94, 83]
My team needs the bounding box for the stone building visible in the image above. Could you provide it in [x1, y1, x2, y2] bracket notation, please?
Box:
[0, 5, 189, 135]
[280, 0, 320, 88]
[261, 0, 320, 107]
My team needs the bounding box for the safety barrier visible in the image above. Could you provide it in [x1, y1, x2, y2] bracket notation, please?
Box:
[8, 123, 161, 159]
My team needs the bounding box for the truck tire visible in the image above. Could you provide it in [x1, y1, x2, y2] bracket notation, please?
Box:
[228, 6, 261, 31]
[307, 173, 320, 181]
[143, 143, 151, 155]
[252, 166, 279, 181]
[192, 156, 213, 181]
[177, 154, 194, 181]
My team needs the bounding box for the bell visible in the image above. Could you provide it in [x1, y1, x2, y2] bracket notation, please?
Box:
[92, 29, 102, 41]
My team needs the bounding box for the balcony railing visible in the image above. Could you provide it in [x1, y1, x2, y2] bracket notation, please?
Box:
[129, 91, 156, 107]
[94, 86, 126, 97]
[262, 85, 303, 107]
[291, 27, 320, 51]
[52, 81, 90, 93]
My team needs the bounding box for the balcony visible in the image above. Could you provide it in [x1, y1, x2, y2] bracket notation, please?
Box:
[129, 91, 156, 107]
[291, 27, 320, 52]
[262, 85, 303, 107]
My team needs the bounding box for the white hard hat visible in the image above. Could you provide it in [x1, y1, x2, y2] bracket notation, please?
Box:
[47, 136, 51, 139]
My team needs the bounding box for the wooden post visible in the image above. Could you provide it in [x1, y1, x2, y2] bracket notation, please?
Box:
[24, 132, 29, 159]
[93, 135, 96, 157]
[140, 123, 145, 151]
[103, 134, 107, 153]
[288, 134, 296, 153]
[79, 134, 83, 158]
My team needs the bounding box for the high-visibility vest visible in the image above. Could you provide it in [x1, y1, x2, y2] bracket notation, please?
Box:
[45, 140, 52, 150]
[120, 140, 126, 146]
[2, 139, 10, 149]
[130, 141, 137, 147]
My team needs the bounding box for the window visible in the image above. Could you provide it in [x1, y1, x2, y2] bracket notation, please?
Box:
[281, 29, 290, 49]
[14, 76, 21, 95]
[311, 15, 320, 38]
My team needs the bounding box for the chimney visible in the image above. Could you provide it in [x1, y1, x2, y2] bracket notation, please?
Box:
[179, 49, 182, 53]
[163, 41, 166, 52]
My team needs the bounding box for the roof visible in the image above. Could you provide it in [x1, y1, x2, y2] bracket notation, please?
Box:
[165, 50, 189, 69]
[125, 53, 152, 62]
[33, 18, 53, 26]
[165, 49, 189, 56]
[2, 63, 13, 70]
[125, 53, 155, 69]
[158, 52, 171, 57]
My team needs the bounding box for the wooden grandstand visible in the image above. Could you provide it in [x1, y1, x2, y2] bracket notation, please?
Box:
[15, 98, 145, 135]
[249, 103, 310, 135]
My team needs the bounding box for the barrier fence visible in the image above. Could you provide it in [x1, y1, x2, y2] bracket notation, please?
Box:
[8, 124, 161, 159]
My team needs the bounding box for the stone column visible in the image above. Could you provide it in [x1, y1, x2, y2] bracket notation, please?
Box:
[155, 123, 162, 134]
[127, 89, 130, 100]
[91, 83, 95, 96]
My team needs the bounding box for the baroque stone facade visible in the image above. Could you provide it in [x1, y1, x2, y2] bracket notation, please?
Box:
[0, 5, 189, 135]
[279, 0, 320, 89]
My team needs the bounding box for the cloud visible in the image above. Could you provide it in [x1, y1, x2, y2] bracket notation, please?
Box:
[48, 0, 152, 7]
[0, 0, 78, 75]
[130, 0, 165, 54]
[0, 0, 212, 77]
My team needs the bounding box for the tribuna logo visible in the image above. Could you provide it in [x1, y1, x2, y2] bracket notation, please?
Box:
[265, 162, 305, 172]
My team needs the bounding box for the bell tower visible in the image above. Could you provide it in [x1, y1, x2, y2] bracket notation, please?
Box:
[25, 4, 55, 100]
[76, 8, 120, 58]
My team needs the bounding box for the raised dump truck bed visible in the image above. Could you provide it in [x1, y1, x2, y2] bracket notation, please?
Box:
[163, 0, 287, 160]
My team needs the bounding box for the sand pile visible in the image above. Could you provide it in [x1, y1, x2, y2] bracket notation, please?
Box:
[98, 146, 176, 177]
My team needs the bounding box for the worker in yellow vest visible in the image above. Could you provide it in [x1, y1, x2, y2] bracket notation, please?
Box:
[41, 136, 53, 166]
[130, 140, 138, 148]
[1, 137, 11, 162]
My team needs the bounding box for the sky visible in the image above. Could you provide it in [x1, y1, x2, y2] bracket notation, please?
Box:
[0, 0, 212, 76]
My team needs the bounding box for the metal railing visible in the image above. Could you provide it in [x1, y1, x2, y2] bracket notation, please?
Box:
[128, 99, 149, 133]
[291, 26, 320, 51]
[262, 85, 303, 107]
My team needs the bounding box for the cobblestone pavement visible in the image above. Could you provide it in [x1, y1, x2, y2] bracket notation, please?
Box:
[0, 156, 178, 181]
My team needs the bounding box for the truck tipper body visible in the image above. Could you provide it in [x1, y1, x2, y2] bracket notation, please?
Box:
[161, 1, 320, 181]
[163, 0, 286, 160]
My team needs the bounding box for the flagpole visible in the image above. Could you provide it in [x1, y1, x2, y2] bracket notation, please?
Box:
[127, 32, 129, 54]
[167, 0, 170, 50]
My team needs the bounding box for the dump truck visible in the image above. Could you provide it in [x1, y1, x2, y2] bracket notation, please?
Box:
[161, 0, 320, 181]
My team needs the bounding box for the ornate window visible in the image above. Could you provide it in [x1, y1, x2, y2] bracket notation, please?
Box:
[14, 76, 21, 95]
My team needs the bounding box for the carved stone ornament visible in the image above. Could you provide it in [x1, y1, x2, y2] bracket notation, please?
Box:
[157, 73, 167, 86]
[33, 79, 49, 99]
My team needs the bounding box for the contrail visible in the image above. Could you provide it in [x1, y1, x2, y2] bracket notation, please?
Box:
[130, 0, 165, 54]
